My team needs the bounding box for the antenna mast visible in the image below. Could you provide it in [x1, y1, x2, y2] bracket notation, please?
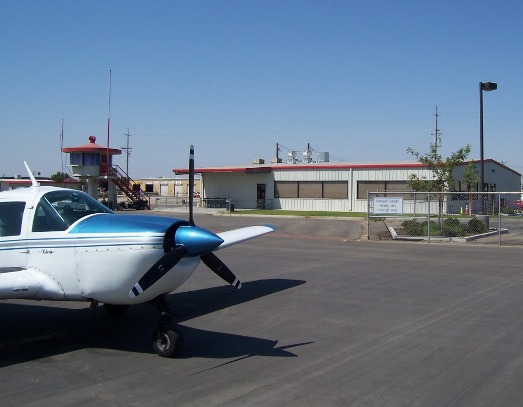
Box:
[433, 106, 442, 153]
[60, 119, 65, 173]
[122, 129, 132, 176]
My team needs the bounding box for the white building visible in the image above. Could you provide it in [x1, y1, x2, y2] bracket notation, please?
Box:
[173, 159, 521, 212]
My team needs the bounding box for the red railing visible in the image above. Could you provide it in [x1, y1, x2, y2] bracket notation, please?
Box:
[109, 165, 150, 209]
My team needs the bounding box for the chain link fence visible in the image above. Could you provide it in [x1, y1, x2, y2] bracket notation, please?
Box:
[367, 191, 523, 246]
[117, 195, 274, 212]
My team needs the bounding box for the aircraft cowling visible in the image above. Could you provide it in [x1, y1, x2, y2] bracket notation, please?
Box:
[71, 213, 226, 304]
[71, 214, 187, 303]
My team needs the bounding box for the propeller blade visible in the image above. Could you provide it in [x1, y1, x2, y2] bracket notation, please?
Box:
[188, 145, 195, 226]
[201, 252, 242, 289]
[129, 246, 187, 298]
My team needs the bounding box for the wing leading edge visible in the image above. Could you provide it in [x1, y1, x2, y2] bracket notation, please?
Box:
[215, 225, 274, 250]
[0, 268, 65, 300]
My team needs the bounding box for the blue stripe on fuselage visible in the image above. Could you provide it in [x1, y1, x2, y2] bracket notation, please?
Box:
[68, 214, 187, 234]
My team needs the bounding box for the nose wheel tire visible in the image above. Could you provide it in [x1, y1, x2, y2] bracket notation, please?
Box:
[152, 325, 183, 358]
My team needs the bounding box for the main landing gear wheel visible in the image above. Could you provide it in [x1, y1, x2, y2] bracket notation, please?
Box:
[152, 324, 183, 358]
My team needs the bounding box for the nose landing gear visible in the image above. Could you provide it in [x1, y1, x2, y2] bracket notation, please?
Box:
[150, 296, 184, 358]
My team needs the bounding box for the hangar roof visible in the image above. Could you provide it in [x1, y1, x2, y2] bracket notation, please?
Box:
[173, 159, 521, 176]
[174, 161, 424, 174]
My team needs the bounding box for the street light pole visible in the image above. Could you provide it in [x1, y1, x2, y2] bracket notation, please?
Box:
[479, 81, 497, 213]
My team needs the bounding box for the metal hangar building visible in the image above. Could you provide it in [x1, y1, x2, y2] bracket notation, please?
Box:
[173, 159, 521, 212]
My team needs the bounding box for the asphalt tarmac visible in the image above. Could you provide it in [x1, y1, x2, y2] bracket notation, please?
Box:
[1, 214, 523, 406]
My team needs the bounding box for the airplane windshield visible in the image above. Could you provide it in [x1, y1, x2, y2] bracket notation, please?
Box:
[32, 190, 113, 231]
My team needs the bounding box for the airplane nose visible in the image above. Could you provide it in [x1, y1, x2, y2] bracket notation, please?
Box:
[174, 225, 224, 257]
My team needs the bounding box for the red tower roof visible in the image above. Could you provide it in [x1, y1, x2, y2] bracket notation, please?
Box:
[62, 135, 121, 155]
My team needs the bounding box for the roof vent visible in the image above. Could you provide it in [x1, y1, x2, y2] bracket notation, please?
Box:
[316, 152, 330, 163]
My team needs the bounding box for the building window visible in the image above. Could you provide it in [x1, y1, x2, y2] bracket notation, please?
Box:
[274, 182, 298, 198]
[70, 152, 83, 165]
[83, 153, 101, 165]
[299, 182, 322, 198]
[323, 182, 348, 199]
[274, 181, 348, 199]
[357, 181, 386, 199]
[357, 181, 412, 199]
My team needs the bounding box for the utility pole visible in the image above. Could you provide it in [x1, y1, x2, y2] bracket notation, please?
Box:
[121, 129, 132, 177]
[432, 106, 442, 153]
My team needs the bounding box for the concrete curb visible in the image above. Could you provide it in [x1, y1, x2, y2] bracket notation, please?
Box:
[387, 225, 509, 242]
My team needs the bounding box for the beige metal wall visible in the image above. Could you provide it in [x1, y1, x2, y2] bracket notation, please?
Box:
[133, 178, 201, 197]
[200, 163, 520, 212]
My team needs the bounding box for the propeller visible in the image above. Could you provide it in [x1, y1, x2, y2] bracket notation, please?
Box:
[201, 252, 242, 289]
[129, 145, 243, 298]
[130, 246, 187, 297]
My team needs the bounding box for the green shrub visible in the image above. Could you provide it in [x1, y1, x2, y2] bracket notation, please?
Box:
[402, 219, 425, 236]
[402, 219, 438, 236]
[441, 217, 464, 237]
[401, 217, 486, 237]
[424, 220, 439, 233]
[467, 218, 486, 234]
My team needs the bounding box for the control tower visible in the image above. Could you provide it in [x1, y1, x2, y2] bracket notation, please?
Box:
[62, 135, 122, 208]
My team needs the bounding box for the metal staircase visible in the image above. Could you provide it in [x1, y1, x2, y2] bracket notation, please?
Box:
[110, 165, 150, 209]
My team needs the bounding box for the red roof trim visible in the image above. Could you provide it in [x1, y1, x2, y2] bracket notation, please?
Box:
[173, 162, 427, 174]
[173, 159, 521, 176]
[62, 144, 121, 154]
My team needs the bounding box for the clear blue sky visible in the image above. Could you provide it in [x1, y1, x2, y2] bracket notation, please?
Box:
[1, 0, 522, 178]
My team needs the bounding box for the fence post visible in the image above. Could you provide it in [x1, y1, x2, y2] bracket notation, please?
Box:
[498, 193, 502, 246]
[367, 192, 370, 240]
[427, 192, 431, 243]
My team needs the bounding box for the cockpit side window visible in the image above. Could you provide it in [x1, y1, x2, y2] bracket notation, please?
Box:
[0, 201, 26, 236]
[32, 190, 113, 232]
[32, 196, 68, 232]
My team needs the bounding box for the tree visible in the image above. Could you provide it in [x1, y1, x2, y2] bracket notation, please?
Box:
[407, 143, 472, 223]
[462, 161, 480, 215]
[50, 171, 71, 183]
[407, 144, 472, 192]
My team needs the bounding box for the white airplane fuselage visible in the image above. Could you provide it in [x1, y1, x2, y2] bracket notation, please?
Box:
[0, 186, 201, 304]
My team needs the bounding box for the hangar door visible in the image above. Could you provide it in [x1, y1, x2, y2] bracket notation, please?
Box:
[257, 184, 266, 209]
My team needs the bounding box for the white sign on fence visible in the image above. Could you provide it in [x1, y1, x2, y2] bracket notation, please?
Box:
[373, 197, 403, 214]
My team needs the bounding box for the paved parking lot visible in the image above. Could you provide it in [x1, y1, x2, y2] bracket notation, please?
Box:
[1, 215, 523, 406]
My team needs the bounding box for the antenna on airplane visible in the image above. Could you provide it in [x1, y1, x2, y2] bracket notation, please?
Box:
[24, 161, 40, 187]
[105, 69, 112, 176]
[188, 145, 195, 226]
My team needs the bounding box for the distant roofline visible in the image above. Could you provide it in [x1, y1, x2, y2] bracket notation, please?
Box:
[174, 159, 521, 177]
[174, 161, 425, 174]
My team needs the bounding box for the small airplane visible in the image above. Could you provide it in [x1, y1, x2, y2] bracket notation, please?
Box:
[0, 146, 274, 357]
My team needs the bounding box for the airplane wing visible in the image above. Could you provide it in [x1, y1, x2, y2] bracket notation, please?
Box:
[215, 225, 274, 250]
[0, 268, 65, 300]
